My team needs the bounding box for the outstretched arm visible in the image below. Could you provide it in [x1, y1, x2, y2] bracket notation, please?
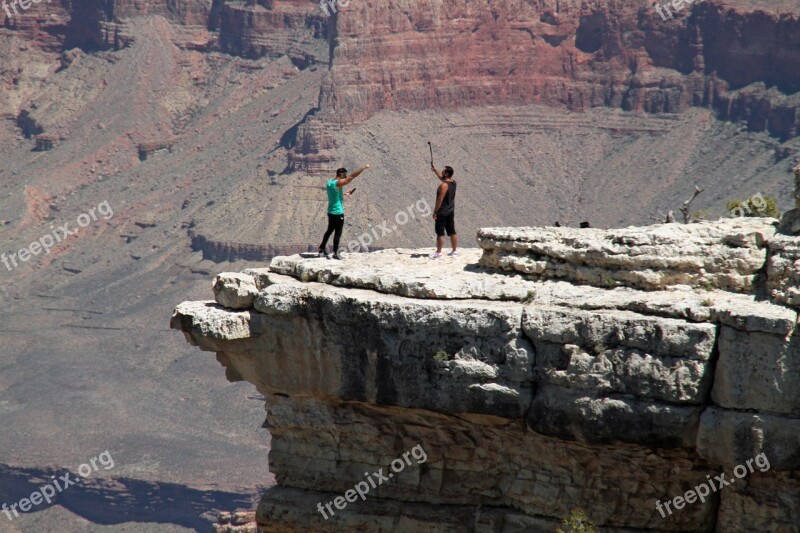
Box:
[433, 182, 448, 218]
[337, 164, 370, 188]
[431, 162, 443, 179]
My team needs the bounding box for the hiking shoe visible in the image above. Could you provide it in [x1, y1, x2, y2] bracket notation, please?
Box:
[318, 249, 326, 258]
[448, 250, 459, 257]
[429, 252, 442, 259]
[332, 253, 343, 260]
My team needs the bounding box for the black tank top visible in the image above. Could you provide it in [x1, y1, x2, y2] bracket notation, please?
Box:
[437, 180, 457, 216]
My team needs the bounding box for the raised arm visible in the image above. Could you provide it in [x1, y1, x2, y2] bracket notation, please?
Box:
[337, 164, 370, 188]
[433, 182, 448, 218]
[431, 162, 443, 179]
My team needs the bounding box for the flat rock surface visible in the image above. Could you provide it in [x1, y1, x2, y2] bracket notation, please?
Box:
[269, 248, 537, 301]
[267, 248, 797, 335]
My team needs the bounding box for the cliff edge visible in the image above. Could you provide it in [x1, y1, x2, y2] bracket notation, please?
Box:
[172, 217, 800, 531]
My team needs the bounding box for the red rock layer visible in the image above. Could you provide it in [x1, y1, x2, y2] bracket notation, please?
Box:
[0, 0, 71, 51]
[1, 0, 798, 165]
[216, 0, 327, 62]
[283, 0, 799, 171]
[324, 0, 798, 125]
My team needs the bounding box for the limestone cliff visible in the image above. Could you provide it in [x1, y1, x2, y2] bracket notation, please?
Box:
[172, 217, 800, 531]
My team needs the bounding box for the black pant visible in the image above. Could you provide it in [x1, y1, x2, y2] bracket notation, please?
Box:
[435, 213, 456, 237]
[320, 214, 344, 253]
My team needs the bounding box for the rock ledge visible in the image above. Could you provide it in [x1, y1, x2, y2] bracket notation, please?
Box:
[172, 219, 800, 532]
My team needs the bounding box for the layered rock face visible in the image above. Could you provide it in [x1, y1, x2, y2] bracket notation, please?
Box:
[172, 217, 800, 531]
[1, 0, 326, 57]
[0, 0, 72, 51]
[5, 0, 799, 165]
[477, 220, 775, 293]
[190, 232, 317, 262]
[288, 0, 800, 171]
[321, 0, 800, 127]
[216, 0, 327, 62]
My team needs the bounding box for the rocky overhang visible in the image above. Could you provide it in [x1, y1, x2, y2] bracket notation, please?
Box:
[172, 217, 800, 532]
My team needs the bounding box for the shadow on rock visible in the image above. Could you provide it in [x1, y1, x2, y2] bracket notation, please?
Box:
[0, 463, 258, 531]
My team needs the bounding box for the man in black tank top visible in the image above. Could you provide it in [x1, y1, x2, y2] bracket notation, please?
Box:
[430, 163, 458, 259]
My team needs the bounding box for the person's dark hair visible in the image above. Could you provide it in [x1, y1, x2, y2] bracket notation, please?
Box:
[336, 167, 348, 177]
[443, 166, 454, 178]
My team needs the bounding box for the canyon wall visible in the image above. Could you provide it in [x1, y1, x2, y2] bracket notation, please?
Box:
[216, 0, 326, 62]
[173, 215, 800, 531]
[189, 232, 316, 262]
[287, 0, 800, 172]
[3, 0, 798, 172]
[0, 0, 71, 51]
[321, 0, 799, 128]
[188, 232, 382, 262]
